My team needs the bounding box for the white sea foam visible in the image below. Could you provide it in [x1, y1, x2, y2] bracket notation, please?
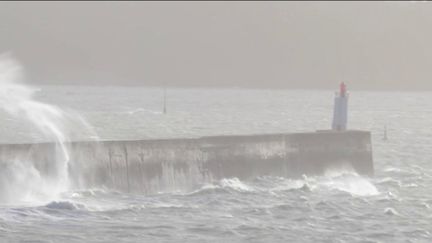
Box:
[316, 167, 379, 196]
[262, 168, 379, 197]
[220, 178, 254, 192]
[184, 178, 255, 196]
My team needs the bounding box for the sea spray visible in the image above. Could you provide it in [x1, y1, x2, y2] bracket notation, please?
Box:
[322, 167, 379, 196]
[0, 53, 96, 204]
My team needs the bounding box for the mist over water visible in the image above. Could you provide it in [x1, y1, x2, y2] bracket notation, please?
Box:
[0, 59, 431, 242]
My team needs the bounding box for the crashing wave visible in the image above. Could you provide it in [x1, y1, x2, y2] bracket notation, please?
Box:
[320, 168, 379, 196]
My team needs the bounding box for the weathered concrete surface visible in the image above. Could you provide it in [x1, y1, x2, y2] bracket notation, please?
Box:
[0, 130, 373, 193]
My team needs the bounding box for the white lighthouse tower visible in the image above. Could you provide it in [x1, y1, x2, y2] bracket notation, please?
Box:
[332, 82, 348, 131]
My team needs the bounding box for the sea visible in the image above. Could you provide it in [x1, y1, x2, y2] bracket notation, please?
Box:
[1, 83, 432, 242]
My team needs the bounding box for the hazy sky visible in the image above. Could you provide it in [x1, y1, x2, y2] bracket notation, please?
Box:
[1, 1, 432, 90]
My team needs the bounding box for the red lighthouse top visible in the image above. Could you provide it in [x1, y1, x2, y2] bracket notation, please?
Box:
[340, 82, 347, 97]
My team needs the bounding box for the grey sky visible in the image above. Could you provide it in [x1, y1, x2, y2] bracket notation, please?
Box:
[0, 1, 431, 90]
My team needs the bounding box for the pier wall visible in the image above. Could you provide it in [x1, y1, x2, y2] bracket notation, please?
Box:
[0, 131, 373, 194]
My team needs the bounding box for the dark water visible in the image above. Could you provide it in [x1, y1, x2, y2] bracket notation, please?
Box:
[1, 86, 432, 242]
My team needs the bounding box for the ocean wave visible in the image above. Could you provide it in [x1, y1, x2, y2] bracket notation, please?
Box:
[318, 168, 379, 197]
[186, 183, 229, 196]
[267, 170, 380, 197]
[383, 167, 403, 173]
[67, 188, 111, 199]
[186, 178, 254, 196]
[269, 178, 311, 193]
[376, 191, 401, 202]
[0, 200, 90, 223]
[402, 183, 419, 188]
[375, 177, 402, 187]
[382, 166, 419, 176]
[186, 172, 378, 198]
[384, 207, 400, 216]
[43, 201, 88, 211]
[220, 178, 254, 192]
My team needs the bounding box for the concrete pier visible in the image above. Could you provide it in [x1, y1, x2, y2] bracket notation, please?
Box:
[0, 130, 373, 194]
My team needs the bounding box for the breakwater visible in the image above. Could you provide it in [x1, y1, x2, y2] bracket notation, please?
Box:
[0, 130, 373, 194]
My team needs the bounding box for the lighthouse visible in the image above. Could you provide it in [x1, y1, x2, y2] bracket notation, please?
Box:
[332, 82, 348, 131]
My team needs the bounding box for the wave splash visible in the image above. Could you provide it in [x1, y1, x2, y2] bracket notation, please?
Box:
[0, 53, 96, 205]
[319, 169, 379, 196]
